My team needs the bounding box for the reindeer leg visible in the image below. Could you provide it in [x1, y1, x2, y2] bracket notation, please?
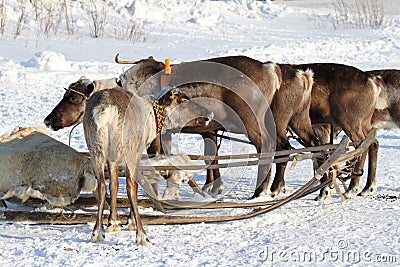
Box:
[161, 132, 172, 155]
[106, 161, 121, 232]
[251, 170, 271, 199]
[90, 157, 107, 242]
[126, 167, 150, 246]
[315, 172, 335, 202]
[344, 150, 368, 199]
[201, 132, 224, 196]
[270, 162, 288, 198]
[209, 133, 224, 196]
[359, 140, 379, 196]
[250, 133, 273, 199]
[270, 134, 292, 198]
[201, 133, 214, 194]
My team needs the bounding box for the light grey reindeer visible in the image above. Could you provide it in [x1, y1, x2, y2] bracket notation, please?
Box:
[83, 86, 212, 244]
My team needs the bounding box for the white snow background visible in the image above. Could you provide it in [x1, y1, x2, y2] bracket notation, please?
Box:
[0, 0, 400, 266]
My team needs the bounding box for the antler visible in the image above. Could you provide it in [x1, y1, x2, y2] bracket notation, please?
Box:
[115, 53, 137, 64]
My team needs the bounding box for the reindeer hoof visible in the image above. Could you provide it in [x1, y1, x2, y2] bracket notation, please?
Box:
[358, 187, 376, 197]
[211, 182, 224, 198]
[136, 234, 151, 246]
[344, 188, 358, 199]
[270, 191, 281, 199]
[203, 182, 224, 198]
[90, 231, 105, 243]
[270, 185, 286, 198]
[106, 223, 122, 233]
[126, 218, 137, 231]
[315, 194, 331, 202]
[202, 183, 213, 195]
[315, 187, 332, 202]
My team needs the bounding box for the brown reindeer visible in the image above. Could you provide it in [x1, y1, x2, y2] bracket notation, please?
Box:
[266, 64, 318, 197]
[119, 56, 320, 199]
[313, 69, 400, 200]
[83, 86, 213, 243]
[367, 69, 400, 129]
[120, 56, 288, 199]
[283, 63, 386, 200]
[119, 56, 281, 198]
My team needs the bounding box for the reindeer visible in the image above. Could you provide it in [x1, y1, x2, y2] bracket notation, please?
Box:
[83, 86, 213, 243]
[118, 55, 280, 198]
[312, 69, 400, 200]
[44, 77, 119, 131]
[280, 63, 386, 201]
[44, 76, 200, 200]
[140, 153, 195, 200]
[118, 55, 319, 199]
[265, 64, 318, 198]
[367, 69, 400, 129]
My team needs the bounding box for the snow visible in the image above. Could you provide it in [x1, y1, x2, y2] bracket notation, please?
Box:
[0, 0, 400, 266]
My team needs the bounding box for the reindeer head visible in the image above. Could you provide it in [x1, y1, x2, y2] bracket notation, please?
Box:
[44, 77, 95, 130]
[155, 87, 214, 132]
[119, 56, 165, 92]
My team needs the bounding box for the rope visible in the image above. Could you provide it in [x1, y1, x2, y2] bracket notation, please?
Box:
[214, 133, 252, 145]
[68, 123, 81, 147]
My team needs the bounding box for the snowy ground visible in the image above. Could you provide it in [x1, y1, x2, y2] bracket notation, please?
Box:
[0, 0, 400, 266]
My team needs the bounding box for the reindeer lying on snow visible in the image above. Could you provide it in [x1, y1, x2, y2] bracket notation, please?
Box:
[0, 126, 96, 207]
[82, 86, 212, 244]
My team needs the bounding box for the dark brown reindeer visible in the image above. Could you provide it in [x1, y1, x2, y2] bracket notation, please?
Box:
[119, 55, 318, 198]
[266, 64, 318, 197]
[277, 63, 387, 201]
[83, 86, 213, 243]
[313, 69, 400, 200]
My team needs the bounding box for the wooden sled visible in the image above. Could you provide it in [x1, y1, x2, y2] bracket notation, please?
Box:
[0, 130, 377, 225]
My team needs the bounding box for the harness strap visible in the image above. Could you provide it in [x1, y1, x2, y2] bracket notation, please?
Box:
[64, 87, 88, 99]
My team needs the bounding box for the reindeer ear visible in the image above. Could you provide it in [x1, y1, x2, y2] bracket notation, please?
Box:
[157, 62, 165, 71]
[85, 83, 95, 96]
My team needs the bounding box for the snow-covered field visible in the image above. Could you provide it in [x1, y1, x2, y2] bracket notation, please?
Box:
[1, 0, 400, 266]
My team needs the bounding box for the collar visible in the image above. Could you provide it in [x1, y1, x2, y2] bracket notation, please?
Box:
[152, 100, 166, 134]
[152, 85, 185, 134]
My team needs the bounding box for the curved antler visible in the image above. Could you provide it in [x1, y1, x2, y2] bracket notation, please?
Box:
[115, 53, 137, 64]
